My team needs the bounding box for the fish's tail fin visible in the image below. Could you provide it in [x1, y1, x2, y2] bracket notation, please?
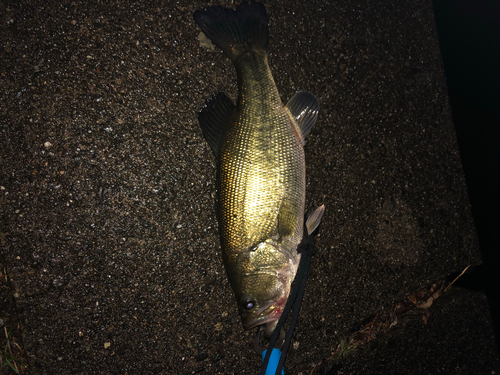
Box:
[193, 1, 269, 62]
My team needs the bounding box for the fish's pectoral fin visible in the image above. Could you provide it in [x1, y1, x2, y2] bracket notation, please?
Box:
[285, 91, 320, 141]
[198, 92, 235, 160]
[305, 204, 325, 236]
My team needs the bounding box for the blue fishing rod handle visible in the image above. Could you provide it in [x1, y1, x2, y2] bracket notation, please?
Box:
[261, 348, 285, 375]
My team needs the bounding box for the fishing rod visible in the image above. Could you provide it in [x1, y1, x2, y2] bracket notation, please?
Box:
[256, 210, 322, 375]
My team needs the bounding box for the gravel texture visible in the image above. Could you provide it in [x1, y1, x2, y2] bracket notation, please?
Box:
[0, 0, 493, 374]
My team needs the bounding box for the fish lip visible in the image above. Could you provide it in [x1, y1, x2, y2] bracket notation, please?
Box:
[256, 300, 275, 317]
[244, 312, 279, 331]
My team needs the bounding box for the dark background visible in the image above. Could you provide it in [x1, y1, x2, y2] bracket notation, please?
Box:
[432, 0, 500, 340]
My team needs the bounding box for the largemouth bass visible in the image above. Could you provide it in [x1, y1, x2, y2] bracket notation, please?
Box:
[194, 1, 324, 337]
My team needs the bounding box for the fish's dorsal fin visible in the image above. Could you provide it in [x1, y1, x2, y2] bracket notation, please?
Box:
[285, 91, 320, 141]
[306, 204, 325, 235]
[198, 92, 235, 160]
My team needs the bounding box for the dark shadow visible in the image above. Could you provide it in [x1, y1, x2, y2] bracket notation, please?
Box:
[432, 0, 500, 349]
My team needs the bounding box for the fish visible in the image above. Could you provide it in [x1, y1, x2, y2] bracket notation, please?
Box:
[194, 1, 325, 337]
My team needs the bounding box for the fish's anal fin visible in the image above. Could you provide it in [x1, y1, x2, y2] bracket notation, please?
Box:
[198, 92, 235, 160]
[305, 204, 325, 236]
[285, 91, 320, 142]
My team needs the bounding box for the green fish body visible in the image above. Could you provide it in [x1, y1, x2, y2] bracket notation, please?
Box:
[194, 1, 324, 336]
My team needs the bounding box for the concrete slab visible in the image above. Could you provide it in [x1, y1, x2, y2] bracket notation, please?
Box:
[0, 0, 487, 373]
[327, 288, 500, 374]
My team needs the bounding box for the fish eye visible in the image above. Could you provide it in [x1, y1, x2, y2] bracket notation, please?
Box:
[241, 299, 256, 310]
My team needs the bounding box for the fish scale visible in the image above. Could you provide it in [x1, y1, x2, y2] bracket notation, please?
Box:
[194, 1, 323, 336]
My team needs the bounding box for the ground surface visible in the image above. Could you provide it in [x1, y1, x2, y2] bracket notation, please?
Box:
[0, 0, 497, 374]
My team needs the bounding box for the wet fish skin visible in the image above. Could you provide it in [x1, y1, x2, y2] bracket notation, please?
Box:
[194, 1, 322, 333]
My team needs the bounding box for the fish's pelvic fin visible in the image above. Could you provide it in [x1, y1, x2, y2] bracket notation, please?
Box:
[305, 204, 325, 236]
[286, 91, 320, 141]
[193, 1, 269, 62]
[198, 92, 235, 159]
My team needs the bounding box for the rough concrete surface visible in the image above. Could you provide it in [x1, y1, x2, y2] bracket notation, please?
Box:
[331, 287, 499, 375]
[0, 0, 496, 374]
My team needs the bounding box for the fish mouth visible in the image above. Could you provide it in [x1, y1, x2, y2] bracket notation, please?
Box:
[243, 298, 285, 331]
